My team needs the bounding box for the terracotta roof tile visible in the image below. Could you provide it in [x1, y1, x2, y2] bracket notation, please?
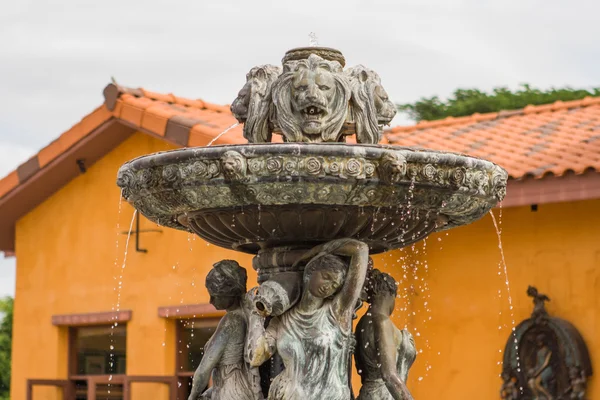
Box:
[102, 83, 243, 146]
[386, 97, 600, 179]
[0, 171, 18, 199]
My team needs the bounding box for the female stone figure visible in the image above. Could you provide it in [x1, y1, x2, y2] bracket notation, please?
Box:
[355, 269, 415, 400]
[248, 238, 369, 400]
[188, 260, 257, 400]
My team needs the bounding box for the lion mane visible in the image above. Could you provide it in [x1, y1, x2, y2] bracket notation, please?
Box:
[272, 54, 350, 142]
[230, 64, 282, 143]
[346, 65, 396, 144]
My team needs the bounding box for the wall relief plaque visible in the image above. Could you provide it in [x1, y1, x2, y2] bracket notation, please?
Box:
[501, 286, 592, 400]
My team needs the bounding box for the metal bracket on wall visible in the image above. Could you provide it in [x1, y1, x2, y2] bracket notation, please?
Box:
[120, 212, 162, 253]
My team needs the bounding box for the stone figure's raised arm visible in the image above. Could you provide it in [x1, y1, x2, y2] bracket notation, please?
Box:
[247, 314, 279, 367]
[374, 316, 414, 400]
[329, 239, 369, 327]
[188, 314, 239, 400]
[295, 238, 369, 327]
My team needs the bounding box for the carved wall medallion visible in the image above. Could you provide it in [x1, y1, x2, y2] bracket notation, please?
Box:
[501, 286, 592, 400]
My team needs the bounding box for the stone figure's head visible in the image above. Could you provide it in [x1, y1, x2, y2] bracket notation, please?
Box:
[364, 268, 398, 316]
[527, 285, 538, 298]
[303, 253, 348, 299]
[220, 151, 247, 180]
[206, 260, 247, 310]
[346, 65, 396, 144]
[379, 152, 407, 184]
[272, 54, 350, 142]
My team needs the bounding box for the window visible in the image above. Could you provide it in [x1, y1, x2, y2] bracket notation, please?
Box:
[176, 318, 220, 399]
[70, 325, 127, 399]
[74, 325, 127, 375]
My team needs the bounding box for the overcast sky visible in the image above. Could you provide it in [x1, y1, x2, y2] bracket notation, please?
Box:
[0, 0, 599, 297]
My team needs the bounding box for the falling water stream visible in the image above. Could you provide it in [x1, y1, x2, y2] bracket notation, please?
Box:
[206, 123, 239, 146]
[490, 209, 522, 392]
[108, 209, 137, 391]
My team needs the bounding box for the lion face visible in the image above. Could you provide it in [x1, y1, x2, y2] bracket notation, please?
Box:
[379, 152, 407, 184]
[221, 151, 246, 180]
[230, 65, 282, 143]
[345, 66, 396, 144]
[272, 54, 350, 143]
[373, 84, 396, 125]
[291, 67, 337, 136]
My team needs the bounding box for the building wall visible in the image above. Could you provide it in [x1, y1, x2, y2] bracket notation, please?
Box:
[10, 130, 599, 399]
[381, 199, 600, 399]
[10, 132, 255, 399]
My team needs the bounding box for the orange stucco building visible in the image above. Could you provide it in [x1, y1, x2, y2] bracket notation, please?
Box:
[1, 84, 599, 399]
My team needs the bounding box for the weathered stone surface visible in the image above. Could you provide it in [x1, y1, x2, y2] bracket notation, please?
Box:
[117, 143, 507, 254]
[230, 47, 396, 144]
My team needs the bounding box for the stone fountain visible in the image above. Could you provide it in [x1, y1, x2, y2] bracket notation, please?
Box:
[117, 46, 507, 400]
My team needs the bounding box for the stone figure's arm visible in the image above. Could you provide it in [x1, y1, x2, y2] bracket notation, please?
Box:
[374, 317, 413, 400]
[248, 315, 279, 367]
[330, 239, 369, 325]
[187, 315, 233, 400]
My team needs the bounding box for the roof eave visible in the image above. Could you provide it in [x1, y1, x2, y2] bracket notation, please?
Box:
[501, 171, 600, 208]
[0, 119, 136, 252]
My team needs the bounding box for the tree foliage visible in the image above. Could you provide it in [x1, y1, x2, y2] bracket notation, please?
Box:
[0, 297, 13, 400]
[397, 85, 600, 122]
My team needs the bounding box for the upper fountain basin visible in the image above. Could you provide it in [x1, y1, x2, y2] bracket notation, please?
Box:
[117, 143, 507, 254]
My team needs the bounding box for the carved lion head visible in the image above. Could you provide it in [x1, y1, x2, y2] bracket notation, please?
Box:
[220, 151, 247, 181]
[272, 54, 350, 142]
[230, 65, 282, 143]
[346, 65, 396, 144]
[379, 152, 407, 184]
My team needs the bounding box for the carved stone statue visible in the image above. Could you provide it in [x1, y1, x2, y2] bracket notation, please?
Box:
[526, 334, 554, 400]
[355, 268, 415, 400]
[231, 65, 282, 143]
[228, 47, 401, 144]
[501, 286, 592, 400]
[500, 371, 519, 400]
[248, 238, 369, 399]
[568, 366, 586, 399]
[272, 54, 351, 143]
[527, 285, 550, 322]
[189, 260, 258, 400]
[345, 65, 396, 144]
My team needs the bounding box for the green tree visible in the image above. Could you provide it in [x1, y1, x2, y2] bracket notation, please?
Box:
[0, 297, 13, 400]
[397, 85, 600, 122]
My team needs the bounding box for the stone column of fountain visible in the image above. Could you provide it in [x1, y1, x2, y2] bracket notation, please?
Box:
[117, 46, 507, 400]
